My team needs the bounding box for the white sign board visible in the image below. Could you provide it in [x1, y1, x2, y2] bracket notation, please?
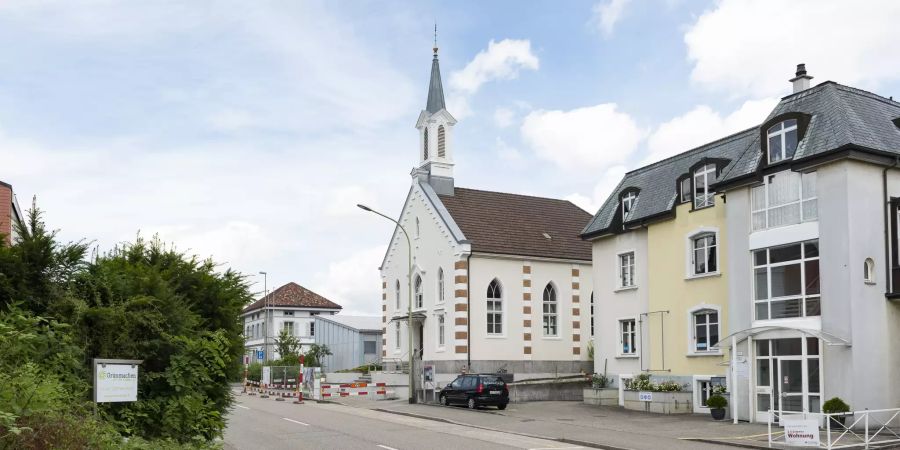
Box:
[639, 391, 653, 402]
[784, 419, 820, 447]
[262, 366, 271, 385]
[94, 359, 141, 403]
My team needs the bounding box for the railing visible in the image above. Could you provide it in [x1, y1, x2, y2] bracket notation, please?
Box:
[767, 408, 900, 449]
[382, 355, 409, 374]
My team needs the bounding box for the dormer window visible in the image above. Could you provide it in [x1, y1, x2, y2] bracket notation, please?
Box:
[680, 178, 691, 203]
[693, 164, 716, 209]
[767, 119, 798, 163]
[622, 191, 637, 221]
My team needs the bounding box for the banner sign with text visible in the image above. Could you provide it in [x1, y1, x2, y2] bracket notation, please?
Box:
[784, 419, 820, 447]
[93, 358, 142, 403]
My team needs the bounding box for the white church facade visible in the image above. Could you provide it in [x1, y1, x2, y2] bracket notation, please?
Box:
[378, 47, 594, 380]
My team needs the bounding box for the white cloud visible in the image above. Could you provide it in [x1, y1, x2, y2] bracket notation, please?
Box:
[493, 107, 515, 128]
[495, 137, 523, 162]
[312, 245, 387, 315]
[449, 39, 539, 95]
[446, 95, 472, 120]
[590, 0, 632, 37]
[325, 186, 379, 218]
[521, 104, 645, 172]
[685, 0, 900, 97]
[565, 165, 627, 213]
[642, 98, 778, 165]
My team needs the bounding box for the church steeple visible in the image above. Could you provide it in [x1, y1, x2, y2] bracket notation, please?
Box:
[425, 47, 446, 114]
[414, 28, 457, 196]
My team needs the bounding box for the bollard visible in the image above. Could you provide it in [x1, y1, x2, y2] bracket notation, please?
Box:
[293, 355, 305, 404]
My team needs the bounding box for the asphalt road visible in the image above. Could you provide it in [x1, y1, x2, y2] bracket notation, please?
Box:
[223, 393, 585, 450]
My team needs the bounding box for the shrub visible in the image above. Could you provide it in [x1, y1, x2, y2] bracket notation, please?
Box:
[654, 381, 683, 392]
[592, 373, 611, 389]
[706, 394, 728, 409]
[822, 397, 850, 414]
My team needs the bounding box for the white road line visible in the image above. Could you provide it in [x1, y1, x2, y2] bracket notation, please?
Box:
[376, 445, 398, 450]
[234, 405, 250, 410]
[282, 417, 309, 426]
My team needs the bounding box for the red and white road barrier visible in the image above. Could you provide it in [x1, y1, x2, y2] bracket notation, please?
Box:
[320, 382, 388, 398]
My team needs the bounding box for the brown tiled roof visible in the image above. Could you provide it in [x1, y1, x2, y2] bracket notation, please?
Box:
[437, 187, 592, 261]
[243, 282, 342, 313]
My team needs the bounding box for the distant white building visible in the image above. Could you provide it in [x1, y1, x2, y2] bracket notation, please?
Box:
[314, 315, 383, 372]
[241, 282, 342, 362]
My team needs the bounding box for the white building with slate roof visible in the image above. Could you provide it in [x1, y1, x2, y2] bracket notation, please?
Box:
[376, 46, 594, 390]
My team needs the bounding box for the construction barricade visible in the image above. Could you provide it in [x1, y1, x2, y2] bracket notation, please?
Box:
[320, 382, 388, 399]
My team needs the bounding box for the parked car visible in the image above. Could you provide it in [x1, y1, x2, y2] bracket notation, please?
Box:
[439, 374, 509, 410]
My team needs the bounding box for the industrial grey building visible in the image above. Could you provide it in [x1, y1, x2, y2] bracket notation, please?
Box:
[314, 315, 383, 372]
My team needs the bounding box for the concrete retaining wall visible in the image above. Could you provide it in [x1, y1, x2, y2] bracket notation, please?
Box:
[324, 372, 365, 383]
[583, 388, 618, 406]
[623, 390, 693, 414]
[508, 378, 589, 403]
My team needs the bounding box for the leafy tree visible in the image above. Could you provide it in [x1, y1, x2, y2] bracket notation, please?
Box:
[303, 344, 332, 368]
[274, 329, 302, 360]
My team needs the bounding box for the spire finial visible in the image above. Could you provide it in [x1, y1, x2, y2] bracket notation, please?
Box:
[433, 22, 438, 55]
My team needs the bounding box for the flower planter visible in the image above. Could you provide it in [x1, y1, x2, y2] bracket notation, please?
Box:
[828, 414, 848, 429]
[710, 408, 726, 420]
[583, 388, 618, 406]
[623, 390, 693, 414]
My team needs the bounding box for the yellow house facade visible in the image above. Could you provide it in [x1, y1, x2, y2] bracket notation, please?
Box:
[645, 199, 729, 412]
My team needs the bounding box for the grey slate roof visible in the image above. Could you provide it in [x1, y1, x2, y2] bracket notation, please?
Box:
[581, 128, 757, 237]
[426, 52, 446, 114]
[583, 81, 900, 238]
[718, 82, 900, 185]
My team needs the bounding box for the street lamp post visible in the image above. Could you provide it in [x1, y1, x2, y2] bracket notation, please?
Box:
[259, 271, 268, 363]
[357, 204, 416, 404]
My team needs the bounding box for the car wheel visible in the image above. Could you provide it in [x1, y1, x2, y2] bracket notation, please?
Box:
[497, 403, 507, 410]
[467, 397, 476, 409]
[442, 395, 451, 406]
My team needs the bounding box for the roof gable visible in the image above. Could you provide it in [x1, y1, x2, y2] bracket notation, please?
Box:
[243, 282, 341, 313]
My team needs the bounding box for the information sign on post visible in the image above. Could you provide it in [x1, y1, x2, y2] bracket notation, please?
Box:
[784, 419, 820, 446]
[93, 358, 142, 403]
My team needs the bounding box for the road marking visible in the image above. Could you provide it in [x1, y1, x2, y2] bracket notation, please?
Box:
[234, 405, 250, 410]
[376, 445, 398, 450]
[282, 418, 309, 426]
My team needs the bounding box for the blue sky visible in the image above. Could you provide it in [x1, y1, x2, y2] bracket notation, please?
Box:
[2, 0, 899, 314]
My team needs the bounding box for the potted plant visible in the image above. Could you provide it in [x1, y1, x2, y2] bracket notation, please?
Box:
[822, 397, 851, 428]
[706, 394, 727, 420]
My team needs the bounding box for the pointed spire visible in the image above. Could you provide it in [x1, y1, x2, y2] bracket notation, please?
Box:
[425, 24, 446, 114]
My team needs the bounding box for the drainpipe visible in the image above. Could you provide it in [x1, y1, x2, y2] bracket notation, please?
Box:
[883, 157, 899, 294]
[466, 253, 472, 368]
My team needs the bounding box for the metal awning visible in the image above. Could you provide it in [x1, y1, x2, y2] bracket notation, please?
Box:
[712, 326, 852, 349]
[389, 312, 428, 323]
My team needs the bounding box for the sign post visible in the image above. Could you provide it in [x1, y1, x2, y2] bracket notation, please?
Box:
[93, 358, 142, 404]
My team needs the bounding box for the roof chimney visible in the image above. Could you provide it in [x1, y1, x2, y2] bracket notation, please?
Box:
[789, 63, 813, 93]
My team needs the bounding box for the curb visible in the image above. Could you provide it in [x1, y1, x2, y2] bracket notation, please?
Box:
[680, 438, 771, 449]
[371, 407, 632, 450]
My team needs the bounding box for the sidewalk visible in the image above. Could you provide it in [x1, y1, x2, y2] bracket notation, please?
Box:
[330, 397, 777, 449]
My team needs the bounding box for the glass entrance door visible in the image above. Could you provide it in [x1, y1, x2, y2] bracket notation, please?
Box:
[778, 357, 804, 414]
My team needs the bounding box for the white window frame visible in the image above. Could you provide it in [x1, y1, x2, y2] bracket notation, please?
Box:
[692, 375, 716, 412]
[751, 170, 817, 232]
[282, 321, 294, 335]
[414, 274, 424, 309]
[864, 258, 876, 284]
[622, 191, 637, 221]
[309, 320, 315, 337]
[680, 177, 692, 204]
[542, 283, 558, 337]
[590, 292, 595, 337]
[752, 240, 821, 321]
[686, 229, 719, 278]
[767, 119, 799, 163]
[686, 304, 722, 356]
[486, 279, 504, 337]
[617, 251, 636, 289]
[436, 312, 446, 350]
[693, 163, 716, 209]
[617, 317, 638, 357]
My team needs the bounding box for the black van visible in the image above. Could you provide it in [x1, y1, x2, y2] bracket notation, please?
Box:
[438, 374, 509, 410]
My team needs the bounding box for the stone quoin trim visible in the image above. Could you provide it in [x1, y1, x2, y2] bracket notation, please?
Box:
[571, 265, 581, 358]
[522, 261, 533, 359]
[381, 279, 388, 357]
[454, 258, 469, 355]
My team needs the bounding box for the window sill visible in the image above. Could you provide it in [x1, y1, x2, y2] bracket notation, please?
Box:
[486, 334, 507, 339]
[686, 351, 723, 357]
[541, 336, 562, 340]
[614, 286, 638, 293]
[690, 204, 715, 212]
[435, 347, 446, 353]
[864, 280, 876, 285]
[616, 354, 639, 359]
[685, 272, 721, 281]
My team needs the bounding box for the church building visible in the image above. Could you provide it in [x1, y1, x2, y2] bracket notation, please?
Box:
[378, 46, 594, 382]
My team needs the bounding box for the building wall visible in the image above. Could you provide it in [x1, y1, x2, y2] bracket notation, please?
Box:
[591, 228, 649, 381]
[313, 318, 384, 372]
[646, 201, 728, 378]
[242, 307, 337, 361]
[0, 184, 12, 245]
